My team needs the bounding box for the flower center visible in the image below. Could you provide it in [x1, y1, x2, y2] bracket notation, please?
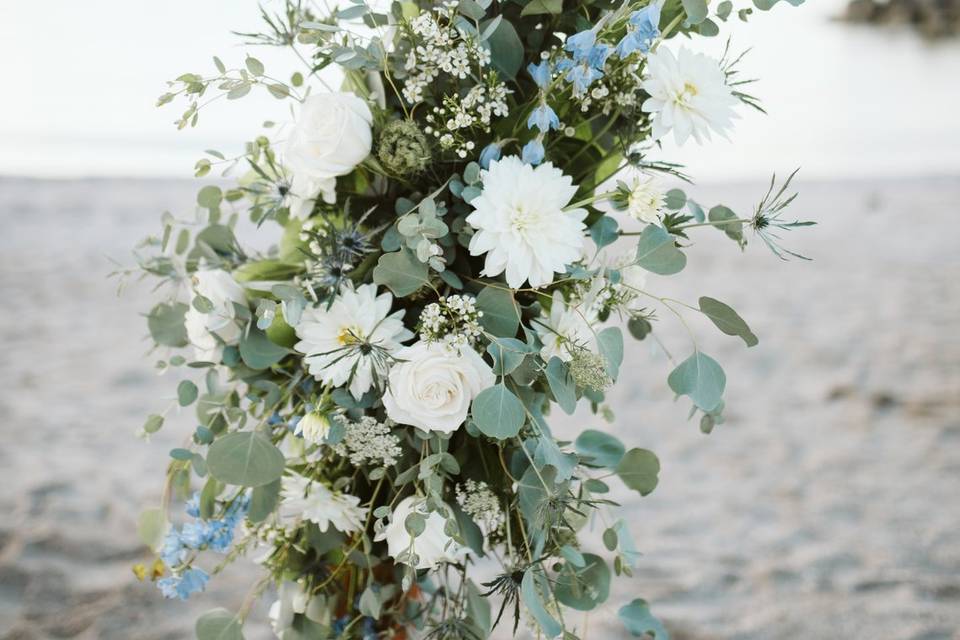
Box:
[337, 325, 364, 346]
[509, 205, 544, 234]
[675, 82, 699, 108]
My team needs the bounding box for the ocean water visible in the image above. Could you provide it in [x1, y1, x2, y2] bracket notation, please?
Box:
[3, 0, 959, 180]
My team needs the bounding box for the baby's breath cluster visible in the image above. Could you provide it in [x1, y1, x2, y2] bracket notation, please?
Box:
[418, 294, 483, 349]
[332, 416, 403, 467]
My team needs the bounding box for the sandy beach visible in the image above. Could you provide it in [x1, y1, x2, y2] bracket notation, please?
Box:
[1, 175, 958, 639]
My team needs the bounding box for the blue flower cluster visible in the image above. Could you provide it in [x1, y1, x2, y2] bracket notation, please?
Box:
[521, 60, 561, 166]
[156, 492, 250, 600]
[615, 3, 661, 58]
[557, 29, 611, 96]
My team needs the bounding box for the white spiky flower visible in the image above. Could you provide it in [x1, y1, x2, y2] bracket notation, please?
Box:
[294, 283, 413, 399]
[466, 156, 587, 289]
[642, 46, 739, 145]
[622, 174, 665, 224]
[279, 473, 367, 534]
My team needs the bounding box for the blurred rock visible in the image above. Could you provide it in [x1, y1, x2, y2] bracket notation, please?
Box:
[844, 0, 960, 38]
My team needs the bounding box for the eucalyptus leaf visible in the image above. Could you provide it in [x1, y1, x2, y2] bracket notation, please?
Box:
[635, 225, 686, 275]
[372, 249, 430, 297]
[682, 0, 709, 23]
[521, 570, 562, 637]
[207, 431, 285, 487]
[137, 508, 168, 551]
[667, 351, 726, 412]
[147, 302, 189, 347]
[239, 327, 289, 370]
[616, 448, 661, 496]
[482, 18, 523, 79]
[597, 326, 624, 380]
[195, 608, 244, 640]
[618, 599, 669, 638]
[248, 478, 281, 523]
[476, 286, 520, 337]
[574, 429, 625, 468]
[471, 384, 525, 439]
[590, 215, 619, 248]
[554, 553, 611, 610]
[698, 296, 758, 347]
[545, 357, 577, 415]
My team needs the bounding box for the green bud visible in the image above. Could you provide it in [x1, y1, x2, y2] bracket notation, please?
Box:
[377, 119, 431, 176]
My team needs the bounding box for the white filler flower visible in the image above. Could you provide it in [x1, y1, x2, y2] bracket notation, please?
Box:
[376, 496, 466, 570]
[280, 473, 368, 533]
[383, 341, 495, 433]
[184, 268, 247, 362]
[625, 174, 665, 223]
[642, 46, 738, 145]
[534, 290, 597, 363]
[295, 283, 413, 399]
[466, 155, 587, 289]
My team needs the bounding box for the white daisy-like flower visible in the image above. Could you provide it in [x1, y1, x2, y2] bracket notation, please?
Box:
[623, 174, 665, 224]
[466, 156, 587, 289]
[294, 283, 413, 399]
[533, 290, 598, 363]
[641, 46, 739, 145]
[279, 473, 368, 533]
[295, 410, 330, 445]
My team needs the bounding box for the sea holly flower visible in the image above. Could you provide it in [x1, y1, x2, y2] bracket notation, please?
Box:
[527, 104, 560, 133]
[616, 2, 662, 58]
[521, 138, 546, 165]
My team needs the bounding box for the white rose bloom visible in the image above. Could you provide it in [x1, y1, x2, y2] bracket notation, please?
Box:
[294, 283, 413, 400]
[285, 170, 336, 219]
[534, 290, 597, 363]
[466, 156, 587, 289]
[280, 473, 368, 533]
[183, 268, 247, 362]
[284, 92, 373, 180]
[382, 341, 495, 434]
[641, 47, 739, 146]
[376, 496, 466, 570]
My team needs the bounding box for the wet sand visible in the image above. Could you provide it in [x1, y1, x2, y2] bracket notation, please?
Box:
[0, 176, 958, 639]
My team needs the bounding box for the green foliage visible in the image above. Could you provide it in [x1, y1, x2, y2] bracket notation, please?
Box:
[195, 609, 244, 640]
[616, 448, 660, 496]
[667, 351, 726, 412]
[619, 599, 669, 638]
[574, 429, 625, 468]
[207, 431, 286, 487]
[239, 327, 289, 370]
[248, 478, 281, 523]
[483, 18, 523, 79]
[554, 553, 611, 610]
[471, 384, 525, 439]
[147, 302, 189, 347]
[521, 570, 562, 637]
[373, 249, 431, 296]
[475, 286, 520, 337]
[544, 357, 577, 414]
[698, 296, 758, 347]
[137, 508, 167, 551]
[635, 225, 687, 275]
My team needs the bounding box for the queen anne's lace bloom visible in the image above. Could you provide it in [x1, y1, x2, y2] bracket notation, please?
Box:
[466, 156, 587, 288]
[332, 416, 403, 467]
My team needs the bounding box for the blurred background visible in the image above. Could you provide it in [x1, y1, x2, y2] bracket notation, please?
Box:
[1, 1, 958, 638]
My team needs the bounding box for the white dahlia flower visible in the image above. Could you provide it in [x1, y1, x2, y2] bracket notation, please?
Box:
[294, 283, 413, 399]
[280, 473, 368, 534]
[623, 173, 665, 223]
[466, 155, 587, 289]
[641, 46, 739, 145]
[376, 496, 466, 570]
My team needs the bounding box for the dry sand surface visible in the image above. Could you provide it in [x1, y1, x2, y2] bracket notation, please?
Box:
[0, 176, 958, 640]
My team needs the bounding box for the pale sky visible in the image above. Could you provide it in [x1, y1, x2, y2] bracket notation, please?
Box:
[4, 0, 959, 180]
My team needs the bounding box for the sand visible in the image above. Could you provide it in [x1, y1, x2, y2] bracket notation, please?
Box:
[0, 175, 958, 640]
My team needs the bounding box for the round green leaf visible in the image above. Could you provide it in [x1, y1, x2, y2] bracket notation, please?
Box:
[635, 224, 686, 275]
[618, 598, 668, 638]
[616, 448, 661, 496]
[195, 608, 244, 640]
[147, 302, 189, 347]
[475, 286, 520, 337]
[177, 380, 199, 407]
[667, 351, 726, 412]
[471, 384, 525, 439]
[574, 429, 625, 468]
[372, 249, 430, 297]
[554, 553, 611, 611]
[207, 431, 285, 487]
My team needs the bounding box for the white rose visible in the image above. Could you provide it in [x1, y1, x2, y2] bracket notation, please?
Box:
[183, 268, 247, 362]
[383, 341, 495, 433]
[284, 92, 373, 180]
[375, 496, 466, 570]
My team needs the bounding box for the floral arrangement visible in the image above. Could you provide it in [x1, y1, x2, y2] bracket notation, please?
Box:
[127, 0, 810, 637]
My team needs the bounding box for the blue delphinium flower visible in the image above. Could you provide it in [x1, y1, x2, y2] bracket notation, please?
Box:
[522, 139, 545, 165]
[478, 143, 501, 169]
[527, 60, 552, 88]
[184, 493, 201, 518]
[179, 520, 210, 549]
[527, 104, 560, 133]
[565, 29, 597, 60]
[557, 58, 604, 95]
[160, 529, 188, 567]
[616, 2, 661, 58]
[157, 567, 210, 600]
